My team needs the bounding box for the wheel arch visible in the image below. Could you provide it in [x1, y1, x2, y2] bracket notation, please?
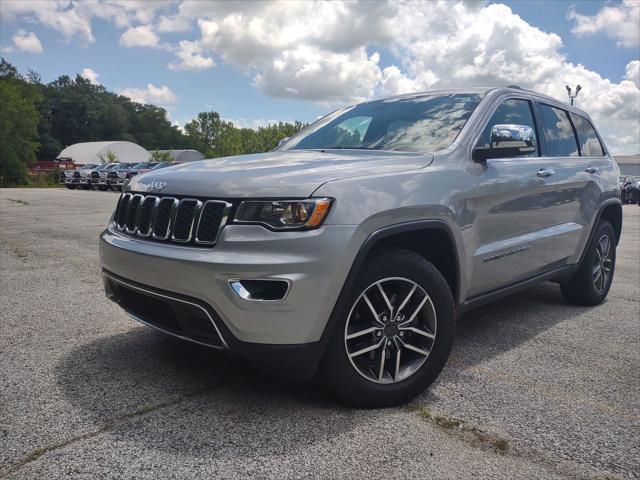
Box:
[599, 202, 622, 245]
[320, 220, 461, 345]
[579, 199, 622, 266]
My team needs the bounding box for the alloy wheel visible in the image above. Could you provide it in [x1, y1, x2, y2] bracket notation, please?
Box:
[593, 233, 613, 292]
[344, 277, 437, 384]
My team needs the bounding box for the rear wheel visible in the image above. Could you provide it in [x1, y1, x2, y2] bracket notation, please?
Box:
[65, 185, 76, 190]
[561, 220, 616, 306]
[321, 248, 456, 407]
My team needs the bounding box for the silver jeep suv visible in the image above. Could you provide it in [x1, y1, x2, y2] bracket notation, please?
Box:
[100, 87, 621, 407]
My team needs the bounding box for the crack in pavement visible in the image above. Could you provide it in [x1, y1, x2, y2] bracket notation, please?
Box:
[0, 383, 234, 478]
[405, 404, 625, 480]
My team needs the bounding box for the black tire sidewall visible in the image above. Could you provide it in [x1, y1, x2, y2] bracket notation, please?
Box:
[584, 221, 616, 301]
[322, 248, 456, 407]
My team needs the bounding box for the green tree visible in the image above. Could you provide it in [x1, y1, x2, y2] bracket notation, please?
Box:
[0, 58, 41, 185]
[149, 150, 174, 162]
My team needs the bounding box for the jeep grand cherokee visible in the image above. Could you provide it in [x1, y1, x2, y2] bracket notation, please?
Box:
[100, 87, 621, 407]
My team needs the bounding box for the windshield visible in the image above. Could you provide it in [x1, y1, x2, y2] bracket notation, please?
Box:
[133, 162, 156, 169]
[114, 163, 134, 170]
[280, 93, 482, 153]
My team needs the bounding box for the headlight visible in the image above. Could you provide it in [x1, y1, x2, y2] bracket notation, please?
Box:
[234, 198, 332, 230]
[118, 172, 127, 178]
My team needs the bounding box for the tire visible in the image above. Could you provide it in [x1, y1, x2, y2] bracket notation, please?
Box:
[561, 220, 616, 306]
[65, 185, 76, 190]
[80, 185, 90, 190]
[98, 186, 108, 191]
[321, 248, 456, 408]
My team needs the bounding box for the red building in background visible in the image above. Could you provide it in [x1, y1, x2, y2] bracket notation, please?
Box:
[29, 159, 78, 175]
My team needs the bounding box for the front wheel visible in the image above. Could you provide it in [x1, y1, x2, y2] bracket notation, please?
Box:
[561, 219, 616, 306]
[321, 248, 456, 408]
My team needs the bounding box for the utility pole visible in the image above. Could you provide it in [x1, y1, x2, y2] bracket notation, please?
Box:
[566, 85, 582, 105]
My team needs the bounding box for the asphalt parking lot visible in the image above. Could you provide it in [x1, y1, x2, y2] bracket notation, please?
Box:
[1, 188, 638, 479]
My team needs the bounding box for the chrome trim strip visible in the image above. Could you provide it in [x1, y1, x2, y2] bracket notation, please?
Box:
[194, 200, 233, 245]
[171, 198, 201, 243]
[151, 197, 177, 240]
[126, 194, 145, 234]
[117, 193, 134, 230]
[103, 271, 229, 349]
[228, 278, 291, 302]
[135, 195, 158, 238]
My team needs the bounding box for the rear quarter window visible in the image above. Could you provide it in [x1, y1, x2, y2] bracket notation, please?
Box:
[569, 113, 605, 157]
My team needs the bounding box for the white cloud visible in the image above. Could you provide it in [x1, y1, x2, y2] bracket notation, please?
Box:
[168, 40, 215, 71]
[157, 14, 192, 33]
[81, 68, 100, 85]
[119, 25, 160, 48]
[254, 47, 381, 103]
[568, 0, 639, 48]
[119, 83, 178, 106]
[3, 0, 639, 153]
[5, 29, 43, 54]
[2, 0, 94, 43]
[625, 60, 640, 88]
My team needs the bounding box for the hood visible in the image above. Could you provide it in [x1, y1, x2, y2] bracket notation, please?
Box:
[126, 149, 433, 198]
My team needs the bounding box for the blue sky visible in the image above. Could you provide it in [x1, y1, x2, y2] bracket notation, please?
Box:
[1, 0, 638, 152]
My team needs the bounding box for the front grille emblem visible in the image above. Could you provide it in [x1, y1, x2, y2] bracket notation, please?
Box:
[142, 180, 167, 193]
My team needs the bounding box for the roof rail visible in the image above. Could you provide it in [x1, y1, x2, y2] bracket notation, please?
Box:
[506, 85, 523, 89]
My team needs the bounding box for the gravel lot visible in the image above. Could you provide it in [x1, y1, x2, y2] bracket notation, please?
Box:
[1, 188, 638, 479]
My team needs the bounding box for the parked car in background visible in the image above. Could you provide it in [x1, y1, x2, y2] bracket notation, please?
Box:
[620, 176, 639, 204]
[60, 164, 97, 189]
[93, 164, 120, 191]
[128, 162, 160, 177]
[151, 162, 176, 171]
[107, 163, 137, 191]
[100, 86, 621, 407]
[66, 163, 99, 190]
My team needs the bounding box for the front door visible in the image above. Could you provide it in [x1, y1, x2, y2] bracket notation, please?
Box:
[468, 97, 564, 297]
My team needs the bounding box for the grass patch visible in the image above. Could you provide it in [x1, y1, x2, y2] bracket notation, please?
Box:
[408, 404, 509, 453]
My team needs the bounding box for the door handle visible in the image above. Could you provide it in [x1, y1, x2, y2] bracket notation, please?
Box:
[585, 166, 600, 174]
[537, 168, 555, 178]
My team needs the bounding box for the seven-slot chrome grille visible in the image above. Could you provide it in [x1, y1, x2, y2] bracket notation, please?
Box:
[111, 193, 231, 247]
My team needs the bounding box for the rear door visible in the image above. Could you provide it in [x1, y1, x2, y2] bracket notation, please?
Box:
[468, 96, 562, 297]
[541, 106, 610, 262]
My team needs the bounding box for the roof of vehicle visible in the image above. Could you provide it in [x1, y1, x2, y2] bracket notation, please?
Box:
[369, 86, 590, 117]
[57, 141, 150, 164]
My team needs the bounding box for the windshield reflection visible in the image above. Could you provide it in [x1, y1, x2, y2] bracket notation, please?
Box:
[281, 94, 482, 153]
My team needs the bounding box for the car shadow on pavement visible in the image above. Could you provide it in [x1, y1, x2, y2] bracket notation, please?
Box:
[55, 280, 586, 458]
[452, 280, 590, 367]
[56, 326, 358, 459]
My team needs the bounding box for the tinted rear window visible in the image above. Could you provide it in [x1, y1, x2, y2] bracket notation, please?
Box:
[539, 104, 579, 157]
[570, 113, 605, 157]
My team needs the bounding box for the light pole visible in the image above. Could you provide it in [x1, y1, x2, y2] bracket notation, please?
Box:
[566, 85, 582, 106]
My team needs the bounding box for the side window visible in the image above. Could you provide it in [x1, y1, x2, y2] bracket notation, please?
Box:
[570, 113, 605, 157]
[539, 105, 579, 157]
[478, 99, 538, 157]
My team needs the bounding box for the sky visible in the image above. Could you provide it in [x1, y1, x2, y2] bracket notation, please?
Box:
[1, 0, 638, 153]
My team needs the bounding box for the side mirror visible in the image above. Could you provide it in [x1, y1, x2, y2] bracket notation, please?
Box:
[473, 124, 536, 162]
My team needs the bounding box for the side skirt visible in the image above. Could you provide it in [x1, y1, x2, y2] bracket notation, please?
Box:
[456, 264, 577, 318]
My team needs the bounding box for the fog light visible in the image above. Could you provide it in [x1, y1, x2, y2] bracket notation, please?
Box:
[229, 279, 290, 301]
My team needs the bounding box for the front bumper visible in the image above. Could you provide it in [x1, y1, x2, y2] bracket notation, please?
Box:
[99, 223, 364, 346]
